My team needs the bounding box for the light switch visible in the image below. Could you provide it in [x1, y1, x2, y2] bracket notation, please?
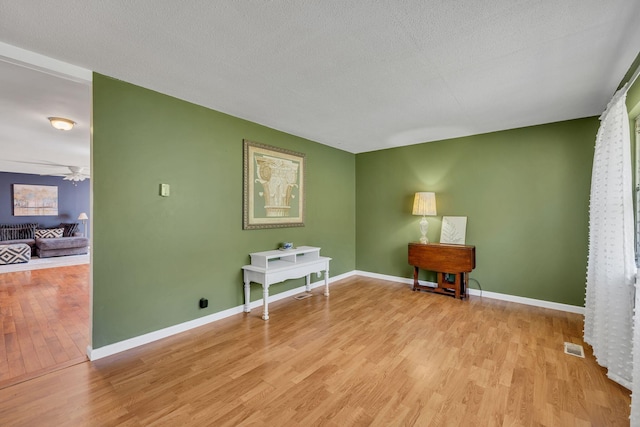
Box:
[160, 183, 170, 197]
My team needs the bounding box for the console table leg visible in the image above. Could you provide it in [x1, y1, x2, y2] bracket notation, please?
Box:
[324, 269, 330, 296]
[262, 285, 270, 320]
[305, 274, 311, 292]
[243, 280, 251, 313]
[462, 273, 468, 299]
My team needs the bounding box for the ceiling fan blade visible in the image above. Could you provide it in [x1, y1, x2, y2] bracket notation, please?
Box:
[4, 160, 91, 181]
[6, 160, 90, 172]
[6, 159, 66, 168]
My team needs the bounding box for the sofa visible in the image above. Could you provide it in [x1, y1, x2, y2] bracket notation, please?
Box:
[0, 223, 88, 259]
[36, 236, 89, 258]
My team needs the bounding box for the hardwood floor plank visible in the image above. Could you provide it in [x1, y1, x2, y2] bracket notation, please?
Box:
[0, 275, 632, 426]
[32, 335, 56, 368]
[7, 349, 26, 378]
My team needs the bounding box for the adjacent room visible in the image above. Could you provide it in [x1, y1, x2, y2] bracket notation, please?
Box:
[0, 60, 91, 388]
[0, 172, 91, 388]
[0, 1, 639, 425]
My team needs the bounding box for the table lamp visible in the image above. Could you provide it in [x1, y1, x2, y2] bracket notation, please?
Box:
[412, 192, 437, 244]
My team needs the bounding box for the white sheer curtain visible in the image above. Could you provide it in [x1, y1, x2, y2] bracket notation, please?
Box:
[633, 276, 640, 423]
[584, 86, 636, 390]
[633, 112, 640, 425]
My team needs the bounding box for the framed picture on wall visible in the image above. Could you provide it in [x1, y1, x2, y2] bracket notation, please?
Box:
[243, 139, 305, 229]
[13, 184, 59, 216]
[440, 216, 467, 244]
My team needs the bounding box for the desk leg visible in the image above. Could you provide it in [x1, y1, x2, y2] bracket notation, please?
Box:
[262, 284, 270, 320]
[305, 274, 311, 292]
[243, 280, 251, 313]
[324, 269, 330, 296]
[413, 267, 419, 291]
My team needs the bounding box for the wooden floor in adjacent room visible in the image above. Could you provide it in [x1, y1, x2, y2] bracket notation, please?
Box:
[0, 275, 630, 426]
[0, 265, 89, 389]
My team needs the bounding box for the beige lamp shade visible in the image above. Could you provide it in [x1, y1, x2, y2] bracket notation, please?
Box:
[412, 192, 437, 216]
[77, 212, 88, 221]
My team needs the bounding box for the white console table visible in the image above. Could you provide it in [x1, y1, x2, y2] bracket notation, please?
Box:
[242, 246, 331, 320]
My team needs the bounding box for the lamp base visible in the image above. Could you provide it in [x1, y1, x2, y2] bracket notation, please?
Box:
[419, 216, 429, 244]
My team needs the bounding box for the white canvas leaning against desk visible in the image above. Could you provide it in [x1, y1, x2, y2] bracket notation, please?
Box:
[242, 246, 331, 320]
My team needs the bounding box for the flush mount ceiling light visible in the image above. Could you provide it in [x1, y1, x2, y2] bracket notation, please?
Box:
[48, 116, 76, 131]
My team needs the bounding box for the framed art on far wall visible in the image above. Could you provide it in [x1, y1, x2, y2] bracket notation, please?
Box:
[13, 184, 59, 216]
[243, 139, 305, 229]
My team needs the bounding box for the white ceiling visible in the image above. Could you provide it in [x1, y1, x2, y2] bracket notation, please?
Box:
[0, 1, 639, 166]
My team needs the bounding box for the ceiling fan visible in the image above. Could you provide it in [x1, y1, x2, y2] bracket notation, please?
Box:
[40, 164, 90, 186]
[57, 166, 90, 183]
[4, 160, 90, 184]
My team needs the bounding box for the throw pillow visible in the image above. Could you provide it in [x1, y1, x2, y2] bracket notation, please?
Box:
[35, 228, 64, 239]
[59, 222, 79, 237]
[0, 223, 37, 240]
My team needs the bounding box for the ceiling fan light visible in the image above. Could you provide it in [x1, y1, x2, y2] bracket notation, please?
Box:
[48, 117, 75, 131]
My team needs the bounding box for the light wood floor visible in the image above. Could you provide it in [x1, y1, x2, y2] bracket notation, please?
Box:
[0, 265, 89, 389]
[0, 276, 630, 426]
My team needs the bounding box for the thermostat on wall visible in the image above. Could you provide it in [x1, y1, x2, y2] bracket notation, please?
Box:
[160, 183, 170, 197]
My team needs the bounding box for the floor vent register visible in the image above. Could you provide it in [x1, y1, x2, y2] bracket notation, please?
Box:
[564, 342, 585, 358]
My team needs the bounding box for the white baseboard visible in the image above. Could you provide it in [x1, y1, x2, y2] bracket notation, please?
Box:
[353, 270, 437, 288]
[466, 288, 585, 314]
[354, 270, 585, 314]
[87, 270, 358, 361]
[87, 268, 582, 361]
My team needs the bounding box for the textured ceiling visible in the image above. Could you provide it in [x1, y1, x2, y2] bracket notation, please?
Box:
[0, 1, 639, 164]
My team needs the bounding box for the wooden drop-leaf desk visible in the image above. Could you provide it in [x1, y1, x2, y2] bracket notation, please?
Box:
[408, 243, 476, 299]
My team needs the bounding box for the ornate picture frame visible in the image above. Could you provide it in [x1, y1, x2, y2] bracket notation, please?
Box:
[243, 139, 305, 229]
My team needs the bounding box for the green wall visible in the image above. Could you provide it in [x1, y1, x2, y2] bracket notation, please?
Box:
[92, 74, 356, 348]
[355, 118, 598, 306]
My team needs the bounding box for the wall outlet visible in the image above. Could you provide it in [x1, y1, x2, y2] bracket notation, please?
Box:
[199, 298, 208, 309]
